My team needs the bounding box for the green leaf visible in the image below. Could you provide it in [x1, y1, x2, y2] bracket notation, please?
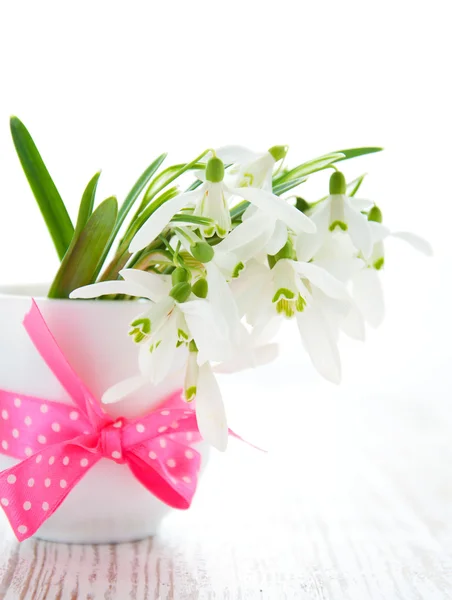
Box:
[48, 196, 118, 298]
[133, 249, 174, 271]
[75, 172, 101, 237]
[347, 173, 367, 197]
[10, 116, 74, 260]
[277, 152, 345, 184]
[331, 147, 383, 163]
[141, 161, 206, 209]
[116, 153, 167, 231]
[273, 176, 308, 196]
[170, 214, 213, 226]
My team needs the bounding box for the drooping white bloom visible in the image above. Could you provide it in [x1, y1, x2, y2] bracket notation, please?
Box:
[351, 210, 433, 328]
[297, 171, 375, 260]
[70, 268, 239, 392]
[215, 144, 288, 191]
[130, 155, 315, 253]
[233, 249, 350, 383]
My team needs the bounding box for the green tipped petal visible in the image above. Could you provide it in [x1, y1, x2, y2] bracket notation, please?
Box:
[373, 257, 385, 270]
[206, 157, 225, 182]
[232, 262, 245, 278]
[329, 220, 348, 232]
[329, 171, 346, 195]
[268, 145, 288, 162]
[185, 386, 197, 401]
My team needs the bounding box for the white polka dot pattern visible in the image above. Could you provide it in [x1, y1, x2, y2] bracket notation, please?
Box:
[0, 375, 202, 541]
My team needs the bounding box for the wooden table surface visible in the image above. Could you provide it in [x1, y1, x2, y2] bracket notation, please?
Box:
[1, 381, 452, 599]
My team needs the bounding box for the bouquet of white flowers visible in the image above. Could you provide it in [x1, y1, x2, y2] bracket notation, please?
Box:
[9, 118, 432, 451]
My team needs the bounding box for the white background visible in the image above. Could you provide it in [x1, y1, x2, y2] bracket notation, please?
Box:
[0, 0, 451, 449]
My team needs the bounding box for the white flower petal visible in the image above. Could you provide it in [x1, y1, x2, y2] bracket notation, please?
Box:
[348, 197, 374, 211]
[102, 375, 148, 404]
[180, 300, 232, 364]
[296, 200, 330, 262]
[148, 313, 179, 384]
[291, 261, 349, 300]
[340, 302, 366, 341]
[391, 231, 433, 256]
[119, 269, 170, 302]
[215, 213, 274, 259]
[196, 363, 228, 451]
[266, 220, 288, 255]
[205, 262, 241, 337]
[343, 201, 373, 258]
[215, 145, 260, 165]
[295, 305, 341, 384]
[195, 182, 232, 237]
[369, 221, 391, 244]
[70, 280, 146, 300]
[130, 189, 203, 252]
[235, 187, 316, 234]
[213, 343, 279, 374]
[352, 268, 385, 328]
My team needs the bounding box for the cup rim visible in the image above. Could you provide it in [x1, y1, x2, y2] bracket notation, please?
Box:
[0, 283, 145, 306]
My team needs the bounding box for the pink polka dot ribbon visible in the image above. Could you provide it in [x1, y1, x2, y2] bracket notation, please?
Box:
[0, 301, 202, 541]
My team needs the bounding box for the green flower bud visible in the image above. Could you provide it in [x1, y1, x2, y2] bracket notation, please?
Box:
[169, 282, 192, 303]
[172, 267, 190, 286]
[191, 241, 214, 263]
[206, 157, 225, 183]
[192, 278, 208, 298]
[329, 171, 346, 195]
[368, 206, 383, 223]
[268, 145, 288, 162]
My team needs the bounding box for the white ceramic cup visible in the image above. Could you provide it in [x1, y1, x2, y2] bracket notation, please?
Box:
[0, 284, 208, 544]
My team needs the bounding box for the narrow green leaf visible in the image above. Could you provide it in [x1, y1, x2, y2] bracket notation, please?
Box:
[48, 196, 118, 298]
[75, 172, 101, 237]
[185, 179, 204, 192]
[170, 214, 213, 226]
[10, 116, 74, 260]
[331, 147, 383, 163]
[116, 154, 167, 230]
[230, 200, 250, 221]
[133, 249, 174, 271]
[273, 176, 308, 196]
[347, 173, 367, 197]
[277, 153, 345, 184]
[141, 161, 206, 209]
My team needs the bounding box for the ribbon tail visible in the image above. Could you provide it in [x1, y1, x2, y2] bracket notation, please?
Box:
[126, 441, 201, 510]
[0, 443, 101, 541]
[23, 301, 100, 418]
[228, 429, 266, 452]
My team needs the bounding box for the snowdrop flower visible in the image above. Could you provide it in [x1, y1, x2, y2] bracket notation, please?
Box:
[183, 336, 279, 452]
[234, 241, 351, 383]
[215, 144, 288, 190]
[351, 206, 433, 328]
[130, 156, 315, 253]
[297, 171, 374, 260]
[70, 268, 238, 389]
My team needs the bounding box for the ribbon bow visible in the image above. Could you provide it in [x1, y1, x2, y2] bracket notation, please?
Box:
[0, 301, 202, 541]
